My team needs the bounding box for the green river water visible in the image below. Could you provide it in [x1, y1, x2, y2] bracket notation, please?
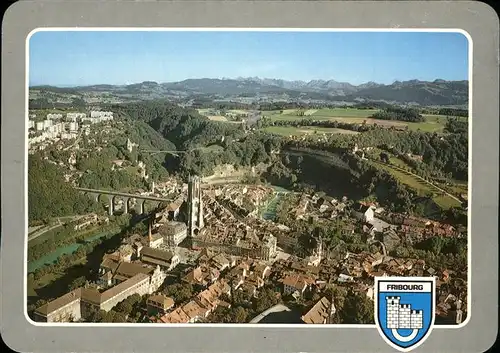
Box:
[28, 229, 119, 273]
[261, 185, 291, 221]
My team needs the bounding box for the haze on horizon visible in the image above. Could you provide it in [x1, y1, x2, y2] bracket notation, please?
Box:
[29, 30, 469, 87]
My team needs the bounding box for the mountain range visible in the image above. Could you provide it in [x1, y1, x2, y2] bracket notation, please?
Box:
[30, 77, 469, 106]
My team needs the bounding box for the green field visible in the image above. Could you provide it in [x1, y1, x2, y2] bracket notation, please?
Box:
[312, 108, 379, 117]
[262, 108, 464, 133]
[262, 125, 360, 136]
[369, 159, 461, 209]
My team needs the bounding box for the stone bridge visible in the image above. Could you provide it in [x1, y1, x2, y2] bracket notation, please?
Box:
[75, 187, 173, 216]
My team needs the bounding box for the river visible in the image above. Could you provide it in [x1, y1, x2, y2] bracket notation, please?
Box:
[27, 228, 120, 273]
[261, 185, 291, 221]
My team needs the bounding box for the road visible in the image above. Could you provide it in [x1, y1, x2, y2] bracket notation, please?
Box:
[63, 129, 84, 151]
[249, 304, 294, 323]
[28, 214, 92, 242]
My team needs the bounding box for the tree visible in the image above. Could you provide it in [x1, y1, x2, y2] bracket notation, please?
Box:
[232, 307, 248, 323]
[115, 300, 133, 315]
[164, 283, 193, 303]
[28, 154, 96, 223]
[340, 289, 374, 324]
[252, 288, 280, 313]
[69, 276, 87, 290]
[112, 311, 127, 323]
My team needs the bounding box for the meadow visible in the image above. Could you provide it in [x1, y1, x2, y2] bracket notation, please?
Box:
[368, 159, 462, 209]
[262, 108, 468, 133]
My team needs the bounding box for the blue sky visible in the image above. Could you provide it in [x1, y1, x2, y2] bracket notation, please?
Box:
[29, 30, 469, 86]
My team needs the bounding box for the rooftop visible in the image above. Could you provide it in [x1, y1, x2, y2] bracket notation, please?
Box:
[34, 288, 82, 316]
[301, 297, 332, 324]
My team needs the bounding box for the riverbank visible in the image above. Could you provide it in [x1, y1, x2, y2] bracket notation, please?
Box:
[28, 227, 121, 273]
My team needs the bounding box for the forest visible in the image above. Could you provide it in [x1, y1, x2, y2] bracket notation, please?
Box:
[28, 154, 96, 223]
[29, 99, 468, 225]
[371, 106, 425, 122]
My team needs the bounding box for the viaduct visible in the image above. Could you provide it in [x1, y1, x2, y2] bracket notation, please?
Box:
[75, 187, 173, 216]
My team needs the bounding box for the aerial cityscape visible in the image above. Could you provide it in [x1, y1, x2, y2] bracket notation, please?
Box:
[27, 30, 469, 325]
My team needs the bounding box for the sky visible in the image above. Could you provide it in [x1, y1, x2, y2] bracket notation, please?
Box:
[29, 30, 469, 86]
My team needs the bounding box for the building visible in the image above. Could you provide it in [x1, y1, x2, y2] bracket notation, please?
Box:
[81, 273, 151, 313]
[301, 297, 335, 324]
[181, 300, 211, 323]
[47, 113, 63, 120]
[97, 255, 166, 293]
[281, 274, 315, 296]
[165, 196, 184, 220]
[260, 234, 278, 261]
[146, 294, 175, 316]
[90, 111, 114, 119]
[353, 204, 375, 223]
[66, 112, 86, 120]
[126, 138, 138, 153]
[34, 273, 151, 323]
[33, 289, 82, 323]
[140, 246, 180, 271]
[188, 175, 204, 238]
[158, 307, 190, 324]
[67, 122, 79, 132]
[107, 261, 153, 283]
[159, 221, 188, 247]
[147, 222, 164, 249]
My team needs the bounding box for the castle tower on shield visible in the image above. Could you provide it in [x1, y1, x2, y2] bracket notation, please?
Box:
[385, 296, 423, 330]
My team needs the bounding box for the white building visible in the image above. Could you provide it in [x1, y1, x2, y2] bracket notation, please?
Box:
[66, 112, 86, 120]
[43, 119, 53, 129]
[90, 111, 113, 119]
[47, 113, 63, 120]
[353, 204, 375, 223]
[67, 122, 79, 132]
[61, 132, 77, 140]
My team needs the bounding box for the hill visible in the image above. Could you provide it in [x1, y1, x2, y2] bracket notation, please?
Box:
[29, 78, 469, 106]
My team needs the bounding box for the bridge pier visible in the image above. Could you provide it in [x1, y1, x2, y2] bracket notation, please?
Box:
[123, 197, 130, 214]
[107, 195, 115, 216]
[135, 199, 147, 214]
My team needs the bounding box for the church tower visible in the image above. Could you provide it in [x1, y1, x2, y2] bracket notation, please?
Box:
[187, 175, 204, 237]
[316, 236, 323, 263]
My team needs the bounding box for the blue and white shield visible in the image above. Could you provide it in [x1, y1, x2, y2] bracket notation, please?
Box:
[374, 276, 436, 352]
